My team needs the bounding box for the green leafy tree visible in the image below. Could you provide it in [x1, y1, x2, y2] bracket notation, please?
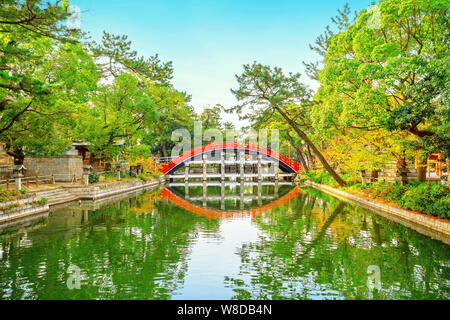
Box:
[303, 3, 356, 81]
[4, 42, 98, 163]
[199, 105, 223, 131]
[149, 94, 195, 158]
[86, 31, 191, 160]
[0, 0, 98, 163]
[91, 31, 174, 85]
[315, 0, 450, 156]
[75, 73, 162, 160]
[229, 62, 347, 186]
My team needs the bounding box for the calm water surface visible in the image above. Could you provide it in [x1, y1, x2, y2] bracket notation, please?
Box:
[0, 183, 449, 300]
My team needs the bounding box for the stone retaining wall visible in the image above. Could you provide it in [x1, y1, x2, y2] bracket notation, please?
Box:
[0, 197, 49, 223]
[302, 181, 450, 241]
[70, 187, 158, 211]
[24, 156, 83, 179]
[64, 178, 165, 200]
[0, 177, 166, 223]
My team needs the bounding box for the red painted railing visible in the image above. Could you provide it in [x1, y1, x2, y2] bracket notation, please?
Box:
[161, 142, 301, 174]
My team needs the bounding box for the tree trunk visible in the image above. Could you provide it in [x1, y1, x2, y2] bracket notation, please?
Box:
[417, 157, 427, 182]
[297, 150, 309, 173]
[285, 131, 309, 173]
[6, 146, 25, 165]
[161, 144, 169, 158]
[275, 106, 347, 187]
[306, 144, 314, 169]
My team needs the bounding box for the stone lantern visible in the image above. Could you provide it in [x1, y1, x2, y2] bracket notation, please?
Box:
[115, 163, 123, 180]
[12, 165, 27, 190]
[359, 170, 367, 184]
[136, 162, 144, 175]
[365, 170, 380, 183]
[83, 165, 93, 185]
[397, 167, 409, 186]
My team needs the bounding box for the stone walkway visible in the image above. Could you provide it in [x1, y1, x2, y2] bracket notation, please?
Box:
[22, 182, 84, 193]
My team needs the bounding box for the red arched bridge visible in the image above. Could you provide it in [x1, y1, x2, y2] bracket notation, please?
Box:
[160, 142, 302, 180]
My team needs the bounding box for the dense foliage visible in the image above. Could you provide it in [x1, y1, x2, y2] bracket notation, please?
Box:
[88, 172, 100, 184]
[292, 0, 450, 219]
[310, 0, 450, 172]
[0, 188, 27, 203]
[348, 181, 450, 219]
[315, 0, 449, 155]
[302, 170, 450, 219]
[0, 1, 97, 163]
[230, 0, 449, 188]
[0, 0, 212, 165]
[300, 170, 359, 187]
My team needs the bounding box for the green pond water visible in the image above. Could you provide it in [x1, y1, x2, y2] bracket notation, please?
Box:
[0, 183, 448, 300]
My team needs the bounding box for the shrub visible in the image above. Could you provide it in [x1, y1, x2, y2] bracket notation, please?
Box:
[303, 170, 450, 219]
[296, 176, 308, 183]
[364, 181, 388, 197]
[0, 188, 28, 203]
[430, 197, 450, 219]
[36, 198, 48, 205]
[120, 170, 131, 179]
[303, 170, 359, 187]
[384, 184, 405, 202]
[99, 172, 120, 183]
[150, 171, 162, 178]
[104, 172, 118, 179]
[406, 179, 422, 187]
[347, 183, 368, 191]
[329, 179, 449, 219]
[400, 183, 450, 217]
[89, 172, 99, 184]
[339, 173, 360, 185]
[138, 173, 152, 182]
[138, 172, 163, 182]
[304, 170, 339, 186]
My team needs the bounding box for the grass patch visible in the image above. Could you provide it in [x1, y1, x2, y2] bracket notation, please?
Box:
[138, 172, 162, 182]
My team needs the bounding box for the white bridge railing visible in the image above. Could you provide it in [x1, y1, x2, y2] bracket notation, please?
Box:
[155, 157, 174, 164]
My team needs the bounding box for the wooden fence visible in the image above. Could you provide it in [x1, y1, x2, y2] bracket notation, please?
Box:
[0, 178, 15, 189]
[0, 165, 12, 178]
[0, 174, 78, 189]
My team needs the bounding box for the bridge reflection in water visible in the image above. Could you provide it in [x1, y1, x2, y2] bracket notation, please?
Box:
[162, 181, 300, 219]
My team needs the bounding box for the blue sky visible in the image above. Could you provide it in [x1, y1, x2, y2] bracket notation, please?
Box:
[71, 0, 373, 128]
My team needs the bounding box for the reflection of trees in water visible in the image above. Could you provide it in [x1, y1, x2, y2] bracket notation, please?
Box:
[225, 189, 450, 300]
[0, 187, 448, 300]
[0, 191, 220, 300]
